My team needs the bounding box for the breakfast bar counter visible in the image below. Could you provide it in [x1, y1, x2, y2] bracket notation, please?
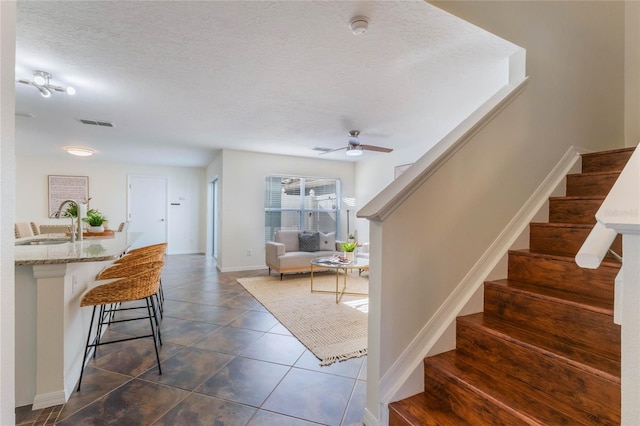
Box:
[15, 232, 140, 410]
[15, 231, 136, 265]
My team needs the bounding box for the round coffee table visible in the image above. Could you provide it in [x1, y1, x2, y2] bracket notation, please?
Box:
[310, 257, 369, 303]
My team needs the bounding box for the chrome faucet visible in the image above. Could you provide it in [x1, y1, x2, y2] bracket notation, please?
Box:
[51, 199, 84, 242]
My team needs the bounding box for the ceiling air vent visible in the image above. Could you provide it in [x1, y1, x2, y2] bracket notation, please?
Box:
[77, 118, 115, 128]
[313, 147, 333, 153]
[15, 112, 34, 118]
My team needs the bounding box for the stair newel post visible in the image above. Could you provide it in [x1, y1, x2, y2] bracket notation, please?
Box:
[579, 146, 640, 425]
[619, 233, 640, 424]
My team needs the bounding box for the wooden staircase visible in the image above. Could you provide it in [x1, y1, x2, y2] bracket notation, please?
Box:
[389, 147, 635, 425]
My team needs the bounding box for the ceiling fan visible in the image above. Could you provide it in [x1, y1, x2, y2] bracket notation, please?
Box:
[321, 130, 393, 156]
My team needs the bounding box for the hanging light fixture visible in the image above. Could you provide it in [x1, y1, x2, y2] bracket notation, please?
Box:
[17, 70, 76, 97]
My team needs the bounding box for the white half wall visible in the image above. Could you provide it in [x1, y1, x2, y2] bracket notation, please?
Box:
[15, 156, 206, 255]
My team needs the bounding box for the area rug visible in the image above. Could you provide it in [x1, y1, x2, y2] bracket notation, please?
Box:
[237, 272, 368, 366]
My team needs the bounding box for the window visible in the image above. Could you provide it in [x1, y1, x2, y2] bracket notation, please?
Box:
[264, 176, 340, 241]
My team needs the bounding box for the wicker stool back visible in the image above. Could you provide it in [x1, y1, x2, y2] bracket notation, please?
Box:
[114, 250, 167, 316]
[122, 242, 167, 257]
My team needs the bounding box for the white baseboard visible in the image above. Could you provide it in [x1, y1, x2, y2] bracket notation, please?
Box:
[166, 251, 205, 256]
[217, 265, 268, 273]
[32, 390, 66, 410]
[362, 407, 380, 426]
[377, 145, 583, 408]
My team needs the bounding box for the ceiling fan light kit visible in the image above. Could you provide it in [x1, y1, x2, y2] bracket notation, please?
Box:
[17, 70, 76, 98]
[319, 130, 393, 157]
[346, 144, 364, 156]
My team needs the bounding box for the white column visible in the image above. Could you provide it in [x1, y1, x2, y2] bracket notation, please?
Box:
[32, 264, 68, 409]
[621, 233, 640, 425]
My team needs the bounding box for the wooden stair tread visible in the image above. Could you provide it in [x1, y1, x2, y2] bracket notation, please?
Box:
[528, 222, 623, 258]
[582, 147, 635, 156]
[486, 278, 614, 313]
[425, 351, 596, 426]
[566, 171, 621, 178]
[459, 312, 621, 381]
[581, 147, 635, 173]
[389, 392, 474, 426]
[565, 171, 621, 197]
[548, 195, 606, 201]
[510, 249, 621, 269]
[484, 277, 621, 360]
[530, 222, 594, 229]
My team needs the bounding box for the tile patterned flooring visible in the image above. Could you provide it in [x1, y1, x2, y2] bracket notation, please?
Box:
[16, 254, 366, 426]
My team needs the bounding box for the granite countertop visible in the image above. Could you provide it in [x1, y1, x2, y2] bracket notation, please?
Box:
[15, 232, 140, 265]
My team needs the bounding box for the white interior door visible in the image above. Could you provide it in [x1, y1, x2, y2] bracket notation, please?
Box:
[127, 175, 168, 249]
[210, 179, 218, 259]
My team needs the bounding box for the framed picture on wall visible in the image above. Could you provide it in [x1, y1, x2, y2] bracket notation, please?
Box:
[48, 175, 89, 217]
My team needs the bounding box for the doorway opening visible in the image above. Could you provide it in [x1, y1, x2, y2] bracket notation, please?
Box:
[209, 178, 218, 260]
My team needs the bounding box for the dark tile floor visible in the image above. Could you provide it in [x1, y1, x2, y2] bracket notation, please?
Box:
[16, 254, 366, 426]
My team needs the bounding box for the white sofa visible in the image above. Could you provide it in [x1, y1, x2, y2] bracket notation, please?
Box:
[265, 230, 342, 279]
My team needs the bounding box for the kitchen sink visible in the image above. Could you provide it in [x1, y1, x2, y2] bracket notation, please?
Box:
[15, 238, 70, 246]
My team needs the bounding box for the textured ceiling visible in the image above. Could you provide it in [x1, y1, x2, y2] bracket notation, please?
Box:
[14, 1, 520, 167]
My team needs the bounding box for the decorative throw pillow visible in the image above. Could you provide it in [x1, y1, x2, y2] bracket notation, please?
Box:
[298, 232, 320, 252]
[319, 232, 336, 251]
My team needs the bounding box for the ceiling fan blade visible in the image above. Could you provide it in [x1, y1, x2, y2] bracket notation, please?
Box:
[361, 144, 393, 153]
[318, 146, 347, 155]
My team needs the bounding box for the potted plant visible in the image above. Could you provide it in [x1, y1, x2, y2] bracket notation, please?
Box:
[63, 197, 91, 219]
[83, 209, 107, 233]
[341, 240, 357, 262]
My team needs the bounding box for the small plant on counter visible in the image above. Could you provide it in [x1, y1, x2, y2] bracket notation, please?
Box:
[83, 210, 107, 227]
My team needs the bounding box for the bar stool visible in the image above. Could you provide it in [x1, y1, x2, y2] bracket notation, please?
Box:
[117, 243, 167, 303]
[77, 264, 164, 391]
[114, 250, 167, 317]
[97, 259, 165, 324]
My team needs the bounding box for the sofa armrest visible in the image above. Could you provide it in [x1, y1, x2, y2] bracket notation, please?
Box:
[265, 241, 285, 266]
[335, 240, 345, 251]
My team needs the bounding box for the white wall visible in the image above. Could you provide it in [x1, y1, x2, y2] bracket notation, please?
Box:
[0, 2, 16, 423]
[207, 149, 355, 272]
[16, 156, 206, 255]
[354, 56, 512, 244]
[626, 1, 640, 147]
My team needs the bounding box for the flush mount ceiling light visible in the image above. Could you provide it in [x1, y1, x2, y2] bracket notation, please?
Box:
[64, 146, 94, 157]
[17, 70, 76, 98]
